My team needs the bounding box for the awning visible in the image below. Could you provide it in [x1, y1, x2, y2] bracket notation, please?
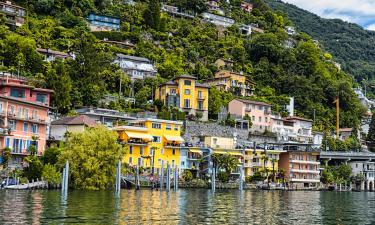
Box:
[125, 131, 153, 141]
[164, 135, 184, 143]
[189, 149, 203, 154]
[213, 151, 243, 156]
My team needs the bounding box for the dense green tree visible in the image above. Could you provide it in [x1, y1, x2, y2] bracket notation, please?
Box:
[42, 164, 61, 185]
[143, 0, 161, 30]
[58, 126, 124, 190]
[367, 113, 375, 152]
[23, 156, 43, 181]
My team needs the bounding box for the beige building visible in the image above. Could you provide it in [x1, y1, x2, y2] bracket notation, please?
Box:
[204, 70, 255, 97]
[50, 115, 97, 141]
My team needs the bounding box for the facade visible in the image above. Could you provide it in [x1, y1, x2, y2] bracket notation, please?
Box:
[87, 13, 120, 31]
[37, 48, 72, 62]
[114, 54, 157, 80]
[284, 116, 313, 143]
[339, 128, 353, 141]
[49, 115, 97, 141]
[228, 99, 272, 133]
[0, 1, 26, 27]
[244, 149, 285, 177]
[161, 4, 196, 19]
[271, 114, 296, 142]
[155, 75, 209, 121]
[0, 72, 53, 168]
[114, 118, 184, 174]
[75, 107, 135, 128]
[348, 161, 374, 191]
[202, 12, 235, 27]
[279, 146, 320, 188]
[203, 70, 255, 97]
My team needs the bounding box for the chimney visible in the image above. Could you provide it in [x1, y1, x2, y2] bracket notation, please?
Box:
[288, 97, 294, 117]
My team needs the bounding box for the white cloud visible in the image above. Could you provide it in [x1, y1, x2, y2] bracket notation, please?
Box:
[366, 23, 375, 31]
[282, 0, 375, 29]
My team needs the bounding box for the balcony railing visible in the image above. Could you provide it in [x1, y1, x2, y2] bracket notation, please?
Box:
[290, 169, 320, 174]
[290, 178, 320, 183]
[290, 160, 320, 165]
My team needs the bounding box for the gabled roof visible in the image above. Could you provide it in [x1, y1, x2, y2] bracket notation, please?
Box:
[116, 54, 151, 63]
[285, 116, 313, 122]
[51, 115, 97, 126]
[234, 98, 271, 106]
[172, 74, 197, 80]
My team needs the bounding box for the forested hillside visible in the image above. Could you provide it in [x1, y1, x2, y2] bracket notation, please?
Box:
[267, 0, 375, 96]
[0, 0, 365, 130]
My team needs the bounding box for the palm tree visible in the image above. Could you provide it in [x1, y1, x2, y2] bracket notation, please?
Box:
[270, 158, 278, 182]
[261, 155, 269, 183]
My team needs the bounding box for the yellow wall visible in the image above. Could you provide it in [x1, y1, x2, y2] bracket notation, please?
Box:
[156, 77, 209, 111]
[117, 119, 183, 170]
[244, 149, 283, 176]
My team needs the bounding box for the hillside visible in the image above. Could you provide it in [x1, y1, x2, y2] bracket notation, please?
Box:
[0, 0, 365, 130]
[266, 0, 375, 94]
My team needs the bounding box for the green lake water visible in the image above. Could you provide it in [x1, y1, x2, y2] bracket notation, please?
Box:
[0, 189, 374, 224]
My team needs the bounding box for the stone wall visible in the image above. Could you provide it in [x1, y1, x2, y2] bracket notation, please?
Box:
[183, 121, 278, 144]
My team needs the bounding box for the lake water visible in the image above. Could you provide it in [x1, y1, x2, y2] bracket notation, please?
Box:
[0, 189, 374, 225]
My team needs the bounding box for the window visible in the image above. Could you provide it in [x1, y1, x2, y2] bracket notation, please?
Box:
[161, 148, 164, 154]
[258, 105, 263, 110]
[252, 116, 255, 121]
[150, 148, 154, 156]
[181, 161, 185, 166]
[259, 117, 262, 122]
[129, 146, 133, 154]
[18, 108, 22, 118]
[153, 136, 161, 143]
[174, 125, 179, 131]
[23, 108, 29, 119]
[184, 89, 191, 95]
[198, 101, 204, 110]
[166, 124, 172, 130]
[10, 89, 25, 98]
[8, 120, 16, 131]
[152, 123, 161, 129]
[265, 117, 268, 122]
[36, 93, 47, 103]
[9, 105, 15, 115]
[170, 89, 176, 94]
[184, 99, 190, 108]
[140, 147, 144, 155]
[31, 124, 38, 133]
[129, 157, 132, 165]
[172, 149, 176, 155]
[32, 110, 38, 119]
[198, 91, 203, 99]
[137, 158, 142, 166]
[23, 122, 28, 133]
[172, 160, 175, 168]
[5, 138, 10, 148]
[184, 80, 191, 86]
[0, 102, 3, 113]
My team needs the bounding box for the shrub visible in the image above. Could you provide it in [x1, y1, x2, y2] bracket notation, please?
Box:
[217, 171, 229, 183]
[182, 170, 193, 182]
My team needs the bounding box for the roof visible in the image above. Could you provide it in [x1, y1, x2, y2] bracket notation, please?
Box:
[172, 74, 197, 80]
[195, 83, 209, 88]
[285, 116, 313, 122]
[116, 54, 151, 63]
[51, 115, 97, 126]
[339, 128, 353, 132]
[234, 99, 272, 106]
[36, 48, 71, 57]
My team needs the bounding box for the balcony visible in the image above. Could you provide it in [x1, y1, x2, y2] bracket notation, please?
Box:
[251, 162, 262, 167]
[244, 163, 251, 168]
[290, 178, 320, 183]
[244, 155, 252, 160]
[197, 96, 205, 100]
[290, 160, 320, 165]
[290, 169, 320, 174]
[126, 139, 149, 146]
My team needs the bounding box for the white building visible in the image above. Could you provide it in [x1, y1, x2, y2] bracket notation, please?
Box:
[114, 54, 157, 80]
[271, 114, 296, 142]
[349, 161, 375, 191]
[202, 12, 235, 27]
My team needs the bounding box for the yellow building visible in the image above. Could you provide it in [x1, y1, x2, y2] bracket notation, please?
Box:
[244, 149, 285, 177]
[204, 70, 255, 97]
[114, 118, 184, 174]
[155, 74, 209, 121]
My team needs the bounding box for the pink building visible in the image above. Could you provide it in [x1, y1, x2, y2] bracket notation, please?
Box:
[279, 148, 320, 188]
[0, 73, 53, 168]
[228, 99, 272, 133]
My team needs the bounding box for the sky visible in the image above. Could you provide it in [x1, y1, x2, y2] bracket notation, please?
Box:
[282, 0, 375, 30]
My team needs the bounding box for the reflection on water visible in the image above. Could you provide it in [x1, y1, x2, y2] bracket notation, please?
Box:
[0, 189, 374, 224]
